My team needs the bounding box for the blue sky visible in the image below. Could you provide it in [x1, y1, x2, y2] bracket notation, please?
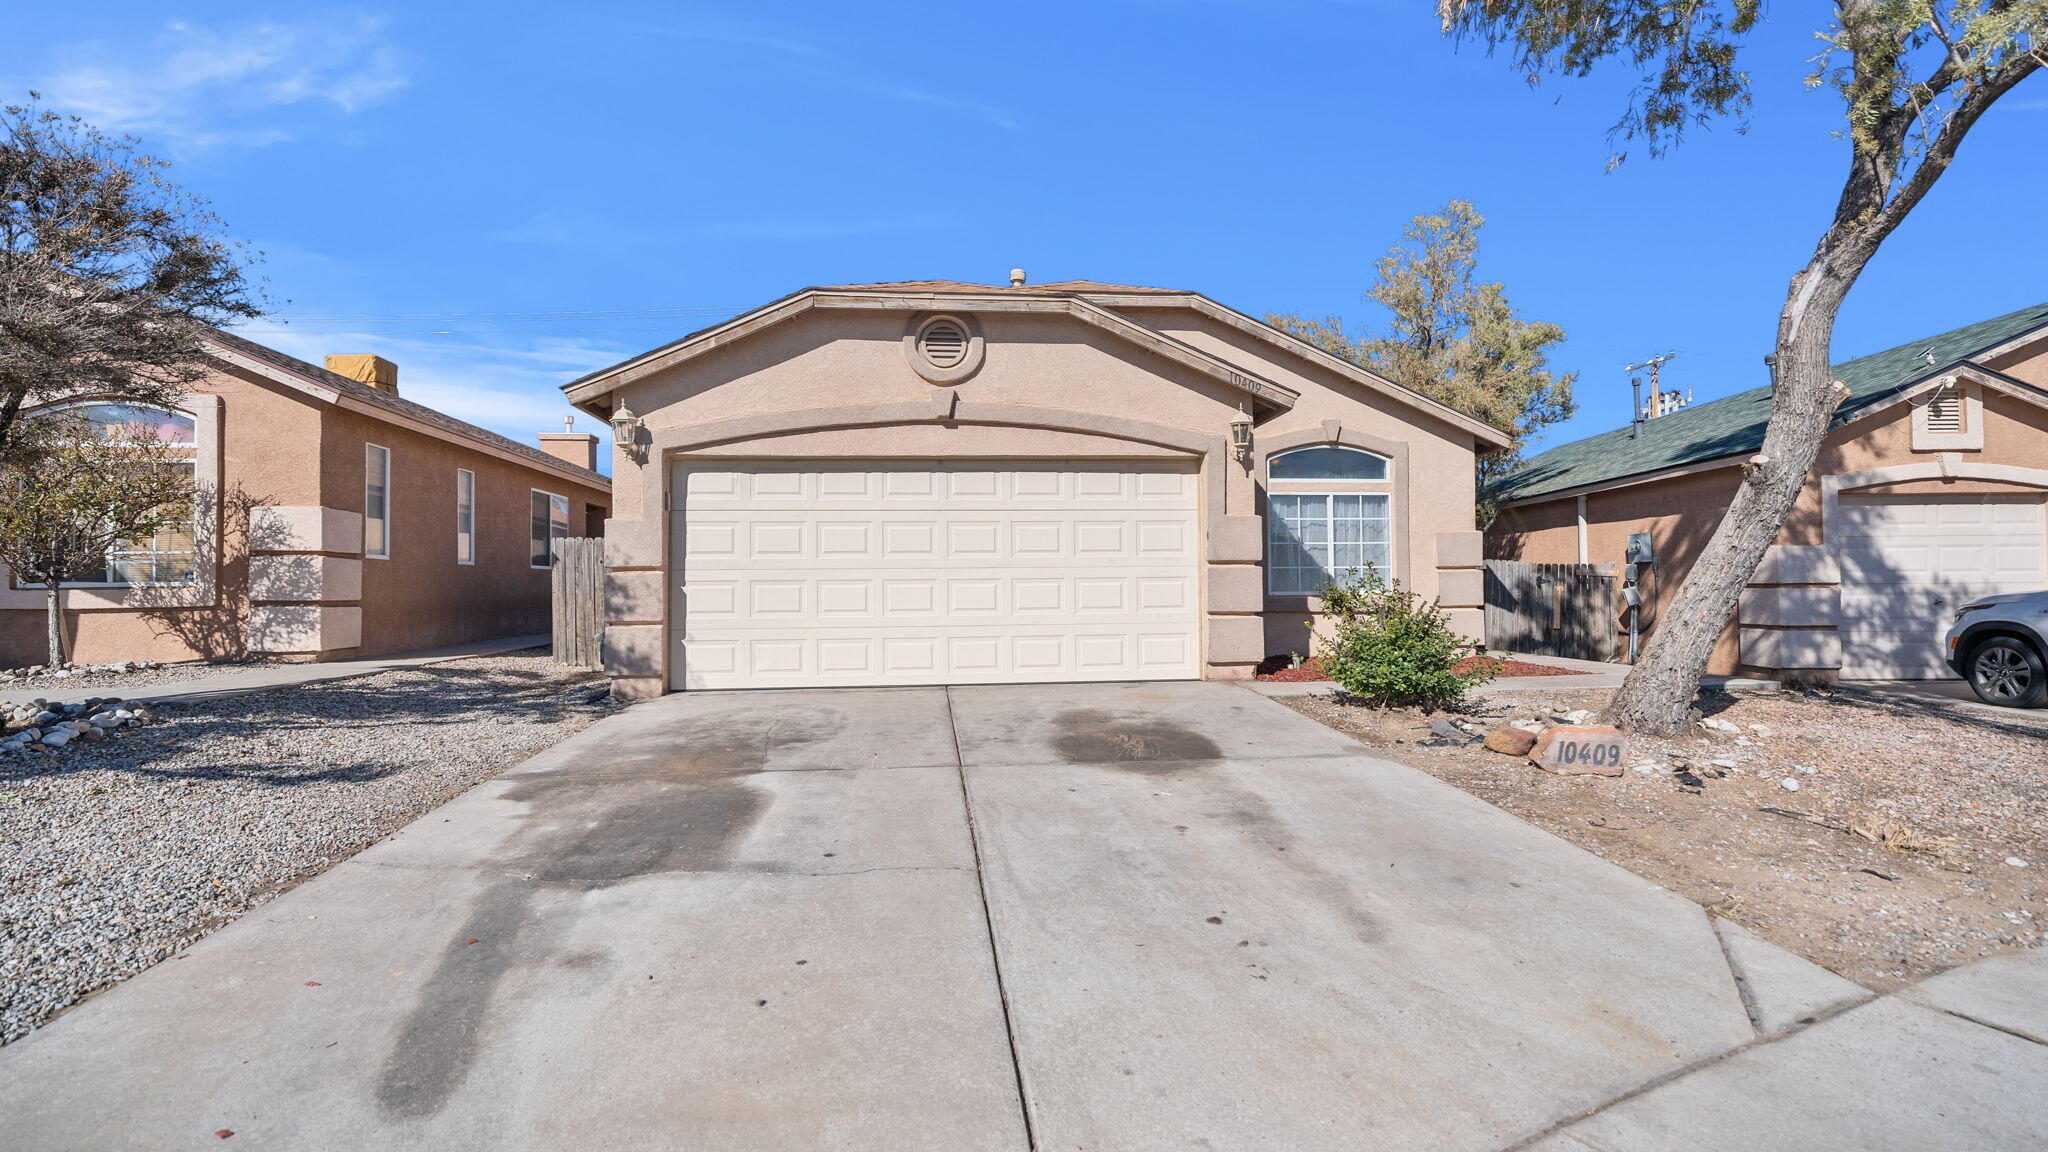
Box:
[7, 3, 2045, 470]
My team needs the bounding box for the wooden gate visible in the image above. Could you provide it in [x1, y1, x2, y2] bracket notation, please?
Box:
[1483, 560, 1619, 662]
[550, 537, 605, 669]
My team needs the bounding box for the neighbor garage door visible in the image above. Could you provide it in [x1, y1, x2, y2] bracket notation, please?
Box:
[1835, 494, 2047, 679]
[670, 460, 1203, 689]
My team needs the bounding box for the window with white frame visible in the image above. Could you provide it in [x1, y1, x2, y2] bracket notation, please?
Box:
[33, 404, 200, 587]
[364, 444, 391, 558]
[455, 468, 476, 564]
[1266, 445, 1393, 596]
[530, 489, 569, 568]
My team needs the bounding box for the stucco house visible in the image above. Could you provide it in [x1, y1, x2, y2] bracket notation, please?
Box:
[562, 275, 1510, 698]
[1488, 301, 2048, 680]
[0, 332, 611, 668]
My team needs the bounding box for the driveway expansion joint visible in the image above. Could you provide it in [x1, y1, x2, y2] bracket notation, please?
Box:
[1492, 990, 1887, 1150]
[1709, 916, 1768, 1036]
[944, 685, 1040, 1152]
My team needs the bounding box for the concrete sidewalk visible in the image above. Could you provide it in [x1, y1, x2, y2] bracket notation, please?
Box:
[0, 680, 2039, 1149]
[0, 634, 549, 707]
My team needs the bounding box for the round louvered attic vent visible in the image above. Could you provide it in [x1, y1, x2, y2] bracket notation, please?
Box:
[917, 318, 969, 368]
[904, 313, 984, 384]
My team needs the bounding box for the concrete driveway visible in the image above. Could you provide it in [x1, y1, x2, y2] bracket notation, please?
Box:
[3, 681, 2042, 1150]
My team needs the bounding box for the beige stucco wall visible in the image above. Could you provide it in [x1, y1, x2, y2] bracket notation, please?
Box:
[596, 301, 1489, 697]
[1124, 307, 1485, 653]
[317, 406, 610, 658]
[0, 363, 326, 668]
[1489, 377, 2048, 677]
[0, 359, 611, 669]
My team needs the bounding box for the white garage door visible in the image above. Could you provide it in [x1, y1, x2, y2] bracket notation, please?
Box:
[670, 460, 1203, 690]
[1836, 494, 2047, 679]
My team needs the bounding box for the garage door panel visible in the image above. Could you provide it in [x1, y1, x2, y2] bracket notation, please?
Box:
[681, 570, 1196, 630]
[673, 461, 1202, 689]
[1835, 494, 2046, 679]
[676, 627, 1200, 689]
[683, 462, 1198, 510]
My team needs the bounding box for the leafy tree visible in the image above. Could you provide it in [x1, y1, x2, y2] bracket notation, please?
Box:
[0, 94, 258, 462]
[1269, 199, 1577, 508]
[1441, 0, 2045, 733]
[0, 412, 197, 666]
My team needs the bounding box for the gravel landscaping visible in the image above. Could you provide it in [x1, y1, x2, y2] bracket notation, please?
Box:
[0, 649, 619, 1045]
[0, 660, 253, 696]
[1283, 683, 2048, 990]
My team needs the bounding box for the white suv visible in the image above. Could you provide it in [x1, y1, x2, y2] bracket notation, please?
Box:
[1944, 591, 2048, 708]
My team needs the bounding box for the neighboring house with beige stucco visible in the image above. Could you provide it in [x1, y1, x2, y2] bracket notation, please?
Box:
[0, 331, 611, 669]
[1488, 300, 2048, 681]
[562, 275, 1511, 699]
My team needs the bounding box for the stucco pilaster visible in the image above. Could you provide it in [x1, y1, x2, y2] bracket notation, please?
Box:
[604, 516, 665, 571]
[1210, 516, 1264, 564]
[605, 570, 665, 625]
[247, 605, 362, 654]
[1206, 564, 1263, 614]
[603, 623, 665, 678]
[1206, 615, 1265, 666]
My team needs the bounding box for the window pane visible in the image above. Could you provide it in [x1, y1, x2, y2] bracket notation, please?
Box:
[456, 470, 475, 563]
[1267, 487, 1393, 596]
[1269, 446, 1387, 481]
[74, 404, 196, 445]
[365, 446, 389, 556]
[531, 491, 551, 567]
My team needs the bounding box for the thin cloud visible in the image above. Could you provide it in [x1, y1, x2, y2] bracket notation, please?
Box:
[233, 325, 622, 458]
[633, 18, 1018, 129]
[31, 16, 408, 150]
[495, 209, 963, 248]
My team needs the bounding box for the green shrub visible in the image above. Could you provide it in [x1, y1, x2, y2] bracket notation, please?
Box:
[1312, 567, 1492, 710]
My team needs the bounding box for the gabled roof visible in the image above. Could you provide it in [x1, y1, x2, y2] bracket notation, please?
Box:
[821, 279, 1191, 295]
[560, 280, 1515, 446]
[560, 284, 1301, 412]
[1490, 300, 2048, 505]
[207, 329, 609, 489]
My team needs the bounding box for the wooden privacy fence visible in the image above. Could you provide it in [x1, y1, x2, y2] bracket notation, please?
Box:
[1483, 560, 1619, 663]
[550, 537, 605, 669]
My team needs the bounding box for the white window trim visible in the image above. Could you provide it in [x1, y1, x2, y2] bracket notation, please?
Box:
[530, 487, 569, 570]
[365, 443, 391, 559]
[1265, 445, 1396, 597]
[1265, 491, 1395, 597]
[455, 468, 476, 565]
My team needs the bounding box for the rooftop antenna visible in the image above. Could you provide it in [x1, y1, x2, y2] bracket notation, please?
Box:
[1624, 351, 1680, 433]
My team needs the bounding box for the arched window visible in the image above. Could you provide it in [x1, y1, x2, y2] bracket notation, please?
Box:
[1265, 445, 1392, 596]
[34, 403, 199, 587]
[1267, 445, 1388, 481]
[70, 403, 197, 446]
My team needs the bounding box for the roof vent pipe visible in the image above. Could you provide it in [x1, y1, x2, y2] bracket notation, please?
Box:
[1009, 268, 1026, 287]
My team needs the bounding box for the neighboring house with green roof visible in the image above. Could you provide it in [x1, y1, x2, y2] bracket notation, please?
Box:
[1487, 301, 2048, 681]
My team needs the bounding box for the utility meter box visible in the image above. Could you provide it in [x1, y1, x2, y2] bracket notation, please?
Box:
[1626, 532, 1656, 565]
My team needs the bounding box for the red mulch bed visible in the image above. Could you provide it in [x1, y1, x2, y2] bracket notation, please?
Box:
[1253, 655, 1585, 682]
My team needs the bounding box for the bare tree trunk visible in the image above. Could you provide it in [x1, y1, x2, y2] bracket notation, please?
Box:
[1599, 6, 2040, 735]
[44, 585, 65, 668]
[1603, 256, 1855, 732]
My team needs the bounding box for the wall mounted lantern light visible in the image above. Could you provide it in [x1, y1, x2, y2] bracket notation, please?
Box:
[610, 402, 644, 463]
[1229, 406, 1254, 464]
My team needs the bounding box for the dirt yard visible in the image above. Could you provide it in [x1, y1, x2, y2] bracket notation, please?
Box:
[1282, 683, 2047, 990]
